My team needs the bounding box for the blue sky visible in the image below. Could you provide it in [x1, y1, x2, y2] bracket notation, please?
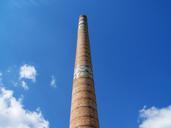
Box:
[0, 0, 171, 128]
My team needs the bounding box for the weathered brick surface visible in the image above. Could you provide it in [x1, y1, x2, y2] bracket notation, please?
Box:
[71, 106, 98, 120]
[72, 85, 95, 95]
[72, 91, 96, 103]
[70, 117, 99, 128]
[73, 78, 94, 85]
[69, 15, 99, 128]
[71, 97, 97, 111]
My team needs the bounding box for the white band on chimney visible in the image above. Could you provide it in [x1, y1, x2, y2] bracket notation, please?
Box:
[79, 20, 85, 25]
[74, 65, 93, 79]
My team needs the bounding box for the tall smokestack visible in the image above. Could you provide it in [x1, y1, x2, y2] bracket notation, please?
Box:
[69, 15, 99, 128]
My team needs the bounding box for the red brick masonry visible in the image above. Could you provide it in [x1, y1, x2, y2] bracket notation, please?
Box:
[69, 15, 100, 128]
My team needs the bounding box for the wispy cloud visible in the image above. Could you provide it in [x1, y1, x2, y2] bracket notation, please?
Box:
[19, 64, 37, 82]
[50, 75, 57, 88]
[19, 64, 37, 90]
[1, 64, 56, 90]
[0, 87, 49, 128]
[20, 80, 29, 90]
[139, 105, 171, 128]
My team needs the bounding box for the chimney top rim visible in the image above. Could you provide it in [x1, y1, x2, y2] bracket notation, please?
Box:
[79, 15, 87, 18]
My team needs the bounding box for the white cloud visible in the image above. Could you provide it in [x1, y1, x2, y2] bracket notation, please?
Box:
[20, 64, 37, 82]
[19, 64, 37, 90]
[0, 87, 49, 128]
[21, 80, 29, 90]
[139, 105, 171, 128]
[50, 75, 56, 88]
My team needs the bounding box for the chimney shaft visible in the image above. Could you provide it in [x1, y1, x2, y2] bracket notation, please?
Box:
[69, 15, 99, 128]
